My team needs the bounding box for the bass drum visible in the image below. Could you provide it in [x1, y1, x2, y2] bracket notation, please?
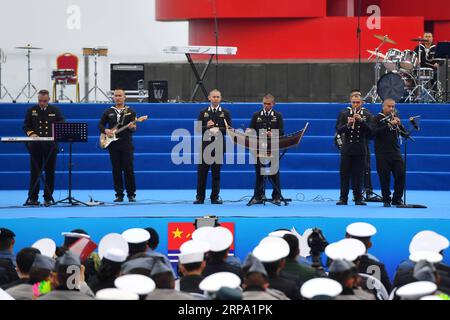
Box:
[377, 72, 416, 102]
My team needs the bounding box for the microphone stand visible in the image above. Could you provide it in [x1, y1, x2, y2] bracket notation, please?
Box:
[212, 0, 219, 90]
[356, 0, 362, 90]
[396, 122, 427, 209]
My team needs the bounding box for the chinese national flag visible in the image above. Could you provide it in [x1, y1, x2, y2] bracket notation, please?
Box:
[167, 222, 235, 257]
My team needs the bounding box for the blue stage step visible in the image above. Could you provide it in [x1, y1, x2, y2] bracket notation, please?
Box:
[1, 170, 449, 190]
[2, 153, 450, 172]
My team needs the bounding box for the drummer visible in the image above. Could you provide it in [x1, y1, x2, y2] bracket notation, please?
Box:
[413, 32, 438, 69]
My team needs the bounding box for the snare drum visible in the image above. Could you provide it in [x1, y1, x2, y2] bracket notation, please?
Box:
[417, 68, 434, 80]
[383, 49, 402, 71]
[51, 69, 75, 81]
[400, 50, 417, 70]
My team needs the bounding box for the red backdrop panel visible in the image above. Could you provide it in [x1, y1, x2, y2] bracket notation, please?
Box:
[434, 21, 450, 42]
[189, 17, 424, 60]
[156, 0, 326, 20]
[380, 0, 450, 21]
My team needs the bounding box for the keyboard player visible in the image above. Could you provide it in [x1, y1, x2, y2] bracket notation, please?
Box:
[23, 89, 65, 206]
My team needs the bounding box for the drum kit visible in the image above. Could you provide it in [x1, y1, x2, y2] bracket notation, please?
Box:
[51, 69, 76, 102]
[14, 44, 43, 102]
[365, 34, 445, 103]
[0, 45, 111, 103]
[80, 47, 110, 103]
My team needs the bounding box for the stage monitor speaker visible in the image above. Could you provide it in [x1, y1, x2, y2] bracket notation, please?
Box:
[110, 64, 145, 91]
[148, 80, 168, 103]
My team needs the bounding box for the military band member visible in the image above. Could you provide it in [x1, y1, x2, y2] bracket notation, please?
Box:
[98, 89, 137, 202]
[247, 94, 285, 206]
[414, 32, 439, 69]
[194, 89, 232, 204]
[372, 98, 406, 207]
[23, 89, 65, 206]
[335, 93, 372, 205]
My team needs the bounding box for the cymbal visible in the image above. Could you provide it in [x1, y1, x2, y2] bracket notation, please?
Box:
[411, 38, 427, 42]
[367, 49, 386, 59]
[374, 34, 397, 45]
[15, 45, 42, 50]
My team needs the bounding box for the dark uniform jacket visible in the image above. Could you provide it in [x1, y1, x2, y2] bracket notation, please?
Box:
[358, 254, 392, 293]
[414, 44, 436, 68]
[23, 104, 64, 137]
[372, 112, 406, 154]
[197, 106, 232, 152]
[0, 258, 19, 286]
[249, 109, 285, 136]
[98, 106, 137, 143]
[202, 260, 242, 279]
[179, 275, 204, 294]
[335, 107, 372, 155]
[268, 276, 301, 300]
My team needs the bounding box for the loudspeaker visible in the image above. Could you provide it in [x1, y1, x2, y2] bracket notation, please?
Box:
[148, 80, 168, 103]
[110, 64, 145, 91]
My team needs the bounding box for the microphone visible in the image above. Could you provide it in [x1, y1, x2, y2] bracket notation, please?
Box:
[409, 116, 420, 130]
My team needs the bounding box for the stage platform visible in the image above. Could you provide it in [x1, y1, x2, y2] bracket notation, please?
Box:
[1, 189, 449, 280]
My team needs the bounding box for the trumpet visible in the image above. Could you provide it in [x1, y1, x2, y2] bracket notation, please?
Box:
[381, 109, 400, 131]
[351, 108, 360, 130]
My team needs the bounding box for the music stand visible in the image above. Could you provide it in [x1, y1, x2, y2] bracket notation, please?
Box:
[435, 42, 450, 102]
[396, 123, 427, 209]
[53, 122, 89, 206]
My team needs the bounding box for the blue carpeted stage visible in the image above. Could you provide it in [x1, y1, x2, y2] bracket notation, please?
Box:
[0, 102, 449, 282]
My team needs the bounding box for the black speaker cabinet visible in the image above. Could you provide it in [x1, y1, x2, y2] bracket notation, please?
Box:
[148, 80, 168, 103]
[110, 64, 145, 91]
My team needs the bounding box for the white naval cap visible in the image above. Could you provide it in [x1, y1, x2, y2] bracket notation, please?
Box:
[409, 251, 443, 264]
[121, 228, 150, 244]
[98, 233, 129, 261]
[325, 238, 366, 262]
[409, 230, 449, 254]
[300, 278, 343, 299]
[179, 240, 210, 264]
[206, 226, 233, 252]
[192, 226, 214, 242]
[268, 230, 294, 238]
[419, 295, 444, 300]
[346, 222, 377, 237]
[199, 272, 241, 293]
[252, 236, 290, 263]
[61, 232, 91, 239]
[95, 288, 139, 300]
[114, 274, 156, 295]
[32, 238, 56, 258]
[396, 281, 437, 300]
[104, 248, 128, 263]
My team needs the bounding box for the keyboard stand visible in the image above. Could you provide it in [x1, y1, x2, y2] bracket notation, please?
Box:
[185, 53, 214, 102]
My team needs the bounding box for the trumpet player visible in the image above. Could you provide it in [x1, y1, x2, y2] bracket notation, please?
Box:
[373, 99, 406, 207]
[335, 93, 372, 206]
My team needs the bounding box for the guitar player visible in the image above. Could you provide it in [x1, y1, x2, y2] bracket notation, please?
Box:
[98, 88, 138, 202]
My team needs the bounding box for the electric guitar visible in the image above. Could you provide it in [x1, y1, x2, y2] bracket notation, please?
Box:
[99, 115, 148, 149]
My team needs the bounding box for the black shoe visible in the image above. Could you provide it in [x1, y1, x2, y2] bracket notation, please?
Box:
[355, 200, 367, 206]
[24, 199, 40, 206]
[193, 199, 204, 204]
[114, 196, 124, 203]
[247, 198, 263, 206]
[211, 198, 223, 205]
[383, 201, 391, 207]
[128, 196, 136, 202]
[272, 198, 282, 206]
[336, 200, 348, 205]
[392, 200, 404, 206]
[44, 199, 55, 207]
